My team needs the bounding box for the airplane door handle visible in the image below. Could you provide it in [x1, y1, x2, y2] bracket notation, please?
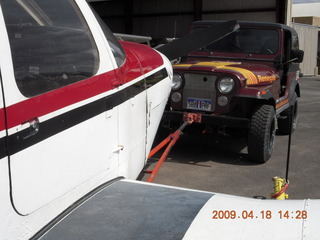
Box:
[112, 145, 124, 153]
[22, 118, 39, 140]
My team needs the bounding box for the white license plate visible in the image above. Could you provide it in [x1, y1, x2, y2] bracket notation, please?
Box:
[187, 97, 212, 111]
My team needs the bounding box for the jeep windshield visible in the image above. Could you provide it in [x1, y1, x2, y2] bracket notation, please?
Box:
[191, 27, 279, 55]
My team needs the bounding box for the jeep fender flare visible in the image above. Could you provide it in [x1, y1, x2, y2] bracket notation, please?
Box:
[233, 90, 276, 116]
[288, 80, 300, 105]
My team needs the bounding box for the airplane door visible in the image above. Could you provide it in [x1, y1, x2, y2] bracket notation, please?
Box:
[117, 81, 147, 179]
[0, 0, 119, 215]
[145, 68, 171, 160]
[0, 74, 7, 163]
[0, 14, 8, 164]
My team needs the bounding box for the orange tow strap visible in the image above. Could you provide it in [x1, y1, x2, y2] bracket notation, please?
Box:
[146, 113, 201, 182]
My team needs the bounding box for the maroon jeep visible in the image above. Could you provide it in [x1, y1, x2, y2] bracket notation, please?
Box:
[163, 21, 304, 163]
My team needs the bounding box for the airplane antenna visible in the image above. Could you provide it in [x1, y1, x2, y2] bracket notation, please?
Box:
[285, 104, 294, 182]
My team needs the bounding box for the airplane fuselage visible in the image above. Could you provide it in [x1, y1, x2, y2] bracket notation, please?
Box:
[0, 0, 172, 238]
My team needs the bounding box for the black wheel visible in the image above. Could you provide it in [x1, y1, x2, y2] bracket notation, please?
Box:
[277, 93, 298, 135]
[248, 105, 276, 163]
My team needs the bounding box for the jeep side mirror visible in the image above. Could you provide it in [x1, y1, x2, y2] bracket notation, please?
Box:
[291, 49, 304, 63]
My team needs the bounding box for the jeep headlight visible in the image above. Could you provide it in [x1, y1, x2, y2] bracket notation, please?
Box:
[218, 76, 235, 94]
[172, 73, 183, 90]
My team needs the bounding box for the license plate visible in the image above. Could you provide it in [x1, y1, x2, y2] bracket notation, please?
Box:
[186, 97, 212, 111]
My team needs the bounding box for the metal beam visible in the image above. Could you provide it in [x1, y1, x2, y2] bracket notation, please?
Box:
[194, 0, 202, 21]
[203, 7, 276, 15]
[276, 0, 287, 24]
[125, 0, 133, 34]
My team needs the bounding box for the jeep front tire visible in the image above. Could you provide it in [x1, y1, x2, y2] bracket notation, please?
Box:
[248, 105, 276, 163]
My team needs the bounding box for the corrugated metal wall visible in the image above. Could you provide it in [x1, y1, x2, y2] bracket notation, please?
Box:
[89, 0, 285, 38]
[132, 0, 194, 38]
[292, 23, 318, 76]
[202, 0, 277, 22]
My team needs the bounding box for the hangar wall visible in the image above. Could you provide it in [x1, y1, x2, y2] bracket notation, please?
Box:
[202, 0, 277, 22]
[132, 0, 194, 38]
[89, 0, 290, 38]
[90, 0, 195, 38]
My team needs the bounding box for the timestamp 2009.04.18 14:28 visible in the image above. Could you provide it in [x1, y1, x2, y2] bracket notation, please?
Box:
[212, 210, 308, 220]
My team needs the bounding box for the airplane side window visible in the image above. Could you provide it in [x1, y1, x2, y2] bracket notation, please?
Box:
[92, 10, 126, 67]
[1, 0, 99, 97]
[108, 33, 126, 68]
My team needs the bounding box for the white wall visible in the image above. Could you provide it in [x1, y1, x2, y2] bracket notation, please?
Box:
[292, 23, 319, 76]
[292, 3, 320, 18]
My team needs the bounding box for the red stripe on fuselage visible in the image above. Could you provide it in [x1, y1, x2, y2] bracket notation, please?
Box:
[1, 42, 164, 131]
[0, 109, 6, 131]
[6, 71, 116, 130]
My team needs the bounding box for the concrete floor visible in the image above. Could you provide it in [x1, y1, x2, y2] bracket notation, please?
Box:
[141, 76, 320, 200]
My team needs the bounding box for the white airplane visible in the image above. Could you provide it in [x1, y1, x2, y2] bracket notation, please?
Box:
[0, 0, 319, 239]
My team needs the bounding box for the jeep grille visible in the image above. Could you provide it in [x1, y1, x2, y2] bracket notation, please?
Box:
[183, 73, 217, 112]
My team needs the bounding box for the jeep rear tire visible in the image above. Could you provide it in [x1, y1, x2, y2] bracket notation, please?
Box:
[248, 105, 276, 163]
[277, 93, 298, 135]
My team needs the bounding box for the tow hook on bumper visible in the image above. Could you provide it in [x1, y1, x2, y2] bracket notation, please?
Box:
[183, 112, 202, 123]
[164, 111, 250, 128]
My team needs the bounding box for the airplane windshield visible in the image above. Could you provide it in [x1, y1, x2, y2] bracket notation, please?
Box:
[192, 27, 279, 55]
[1, 0, 99, 97]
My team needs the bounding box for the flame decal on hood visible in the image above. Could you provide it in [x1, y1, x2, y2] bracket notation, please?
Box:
[174, 61, 278, 85]
[220, 66, 259, 85]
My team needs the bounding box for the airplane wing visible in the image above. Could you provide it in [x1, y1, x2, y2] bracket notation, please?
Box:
[33, 179, 319, 239]
[156, 20, 239, 61]
[114, 33, 152, 46]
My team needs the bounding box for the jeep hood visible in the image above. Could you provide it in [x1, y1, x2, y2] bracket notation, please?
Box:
[174, 61, 280, 86]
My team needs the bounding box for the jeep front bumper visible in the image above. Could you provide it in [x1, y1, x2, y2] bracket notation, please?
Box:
[163, 110, 250, 128]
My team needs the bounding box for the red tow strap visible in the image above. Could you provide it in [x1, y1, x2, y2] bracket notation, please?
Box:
[146, 113, 201, 183]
